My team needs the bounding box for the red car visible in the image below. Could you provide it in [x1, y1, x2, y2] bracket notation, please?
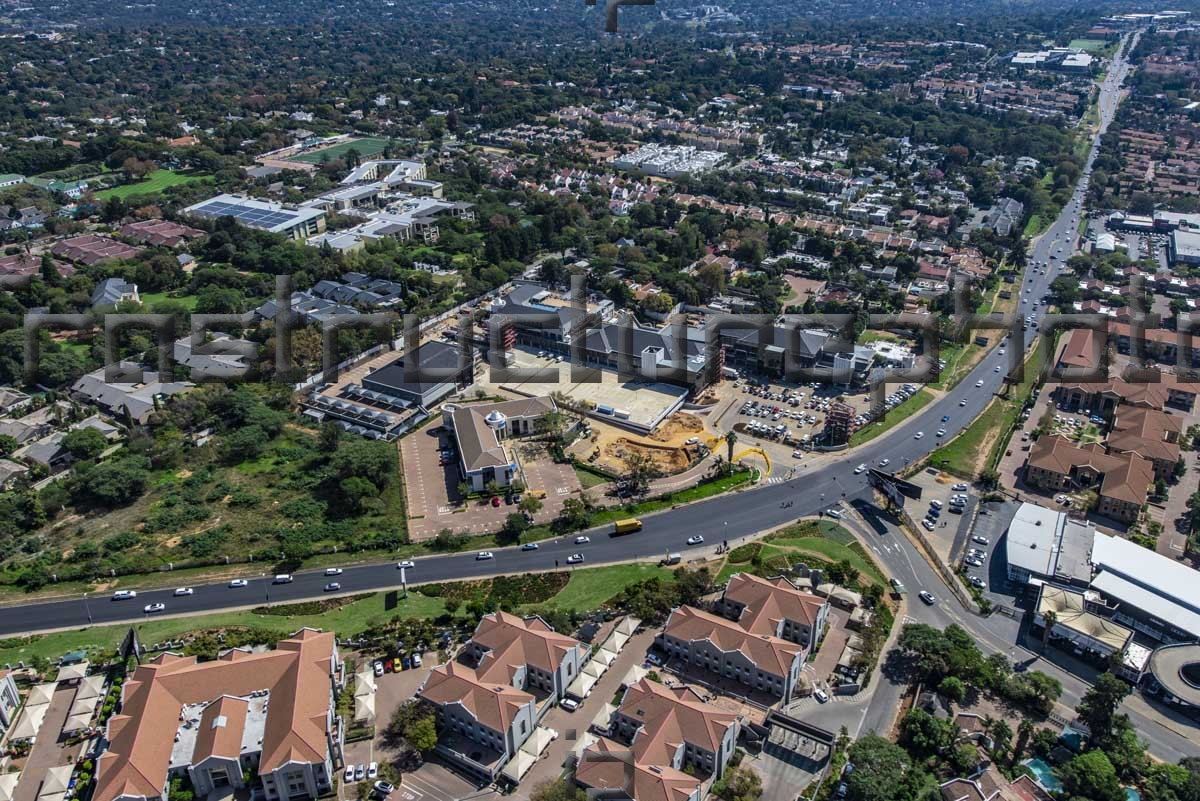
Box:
[491, 496, 501, 507]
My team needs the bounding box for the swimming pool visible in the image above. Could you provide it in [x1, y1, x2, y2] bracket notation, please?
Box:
[1024, 758, 1064, 793]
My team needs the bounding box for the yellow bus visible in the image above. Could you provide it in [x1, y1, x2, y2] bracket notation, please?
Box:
[613, 518, 644, 535]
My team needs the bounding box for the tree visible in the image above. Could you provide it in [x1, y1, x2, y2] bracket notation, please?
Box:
[556, 497, 591, 531]
[938, 676, 966, 704]
[1143, 763, 1200, 801]
[319, 421, 342, 452]
[899, 709, 953, 758]
[79, 458, 150, 507]
[518, 493, 543, 517]
[1076, 672, 1131, 747]
[725, 430, 738, 465]
[1060, 750, 1124, 801]
[405, 714, 438, 752]
[339, 476, 379, 514]
[62, 427, 108, 461]
[1012, 719, 1036, 767]
[713, 764, 762, 801]
[845, 735, 924, 801]
[528, 780, 585, 801]
[386, 700, 438, 753]
[624, 451, 661, 498]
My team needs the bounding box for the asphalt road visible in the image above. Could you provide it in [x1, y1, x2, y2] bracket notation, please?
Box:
[7, 25, 1189, 758]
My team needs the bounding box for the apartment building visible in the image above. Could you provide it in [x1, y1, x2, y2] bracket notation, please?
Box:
[1107, 407, 1183, 481]
[419, 612, 586, 782]
[576, 678, 740, 801]
[657, 605, 805, 701]
[716, 573, 830, 650]
[93, 629, 343, 801]
[1024, 435, 1155, 523]
[0, 669, 19, 736]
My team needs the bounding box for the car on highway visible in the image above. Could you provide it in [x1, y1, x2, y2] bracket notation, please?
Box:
[324, 582, 341, 592]
[972, 536, 990, 546]
[324, 568, 343, 576]
[914, 431, 924, 440]
[574, 535, 591, 544]
[521, 542, 540, 551]
[228, 579, 248, 588]
[878, 458, 890, 467]
[687, 535, 704, 545]
[476, 551, 494, 560]
[144, 602, 165, 614]
[853, 464, 867, 474]
[975, 379, 984, 387]
[936, 429, 946, 437]
[994, 365, 1002, 372]
[112, 590, 137, 600]
[566, 553, 585, 564]
[397, 560, 415, 569]
[173, 587, 193, 597]
[918, 591, 936, 605]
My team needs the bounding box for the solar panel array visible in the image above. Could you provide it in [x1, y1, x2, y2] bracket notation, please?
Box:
[191, 199, 300, 230]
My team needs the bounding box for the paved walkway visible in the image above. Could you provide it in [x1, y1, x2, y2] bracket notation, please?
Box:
[13, 685, 79, 801]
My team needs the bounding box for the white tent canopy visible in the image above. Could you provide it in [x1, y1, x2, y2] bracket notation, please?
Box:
[74, 675, 105, 701]
[9, 702, 48, 740]
[567, 670, 599, 700]
[355, 692, 376, 724]
[594, 648, 618, 667]
[616, 616, 640, 636]
[62, 712, 93, 733]
[70, 695, 99, 717]
[38, 764, 73, 801]
[26, 683, 56, 706]
[0, 772, 20, 801]
[355, 668, 376, 697]
[500, 749, 535, 783]
[54, 662, 88, 683]
[590, 701, 617, 733]
[583, 660, 606, 679]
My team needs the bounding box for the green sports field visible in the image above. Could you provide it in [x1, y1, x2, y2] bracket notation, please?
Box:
[286, 137, 392, 164]
[94, 169, 211, 199]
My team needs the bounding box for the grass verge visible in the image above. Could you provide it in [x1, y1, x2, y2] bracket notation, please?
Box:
[849, 389, 935, 447]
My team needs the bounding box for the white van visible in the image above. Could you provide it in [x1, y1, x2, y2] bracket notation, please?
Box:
[273, 574, 294, 584]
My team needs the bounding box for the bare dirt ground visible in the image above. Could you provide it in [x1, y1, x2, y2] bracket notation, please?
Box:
[574, 412, 714, 475]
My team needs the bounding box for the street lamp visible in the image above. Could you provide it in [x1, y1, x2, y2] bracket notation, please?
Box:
[83, 593, 92, 624]
[261, 573, 269, 606]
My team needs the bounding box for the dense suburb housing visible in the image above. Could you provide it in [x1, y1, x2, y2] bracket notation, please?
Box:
[419, 612, 586, 782]
[93, 629, 343, 801]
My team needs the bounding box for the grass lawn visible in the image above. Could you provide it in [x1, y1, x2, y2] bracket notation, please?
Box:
[287, 137, 392, 165]
[849, 389, 935, 447]
[0, 563, 675, 665]
[929, 338, 1043, 477]
[139, 291, 200, 311]
[535, 563, 674, 612]
[573, 465, 611, 490]
[1068, 39, 1108, 52]
[715, 520, 885, 587]
[95, 170, 212, 200]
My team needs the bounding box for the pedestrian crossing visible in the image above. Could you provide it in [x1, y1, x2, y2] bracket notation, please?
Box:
[763, 475, 791, 485]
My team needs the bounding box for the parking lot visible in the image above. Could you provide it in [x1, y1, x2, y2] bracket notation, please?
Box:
[400, 415, 581, 541]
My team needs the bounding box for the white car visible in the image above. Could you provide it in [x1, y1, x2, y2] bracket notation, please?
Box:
[373, 660, 384, 677]
[936, 429, 947, 437]
[952, 483, 968, 491]
[566, 553, 585, 564]
[972, 536, 990, 546]
[144, 603, 165, 614]
[969, 576, 986, 589]
[324, 568, 343, 576]
[476, 552, 494, 561]
[792, 450, 804, 458]
[173, 587, 193, 597]
[975, 380, 985, 388]
[853, 464, 867, 475]
[914, 431, 924, 440]
[344, 766, 355, 783]
[918, 591, 936, 605]
[922, 518, 936, 531]
[685, 437, 699, 445]
[826, 508, 843, 519]
[112, 590, 137, 600]
[367, 762, 378, 780]
[878, 458, 890, 467]
[397, 560, 415, 569]
[994, 365, 1002, 372]
[561, 698, 580, 712]
[687, 535, 704, 545]
[959, 399, 967, 407]
[228, 579, 248, 588]
[814, 689, 829, 703]
[574, 535, 591, 544]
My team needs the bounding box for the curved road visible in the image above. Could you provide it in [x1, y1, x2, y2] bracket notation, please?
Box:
[0, 38, 1140, 644]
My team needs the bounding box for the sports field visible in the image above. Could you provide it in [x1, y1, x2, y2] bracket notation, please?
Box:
[95, 169, 211, 199]
[286, 137, 391, 164]
[1067, 39, 1108, 53]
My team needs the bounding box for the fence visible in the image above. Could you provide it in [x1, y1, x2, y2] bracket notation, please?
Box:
[894, 505, 980, 614]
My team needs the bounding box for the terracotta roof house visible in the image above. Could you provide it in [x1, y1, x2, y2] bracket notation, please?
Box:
[1024, 435, 1154, 523]
[657, 604, 805, 700]
[716, 573, 830, 649]
[576, 679, 741, 801]
[1107, 407, 1182, 480]
[419, 612, 585, 782]
[93, 629, 342, 801]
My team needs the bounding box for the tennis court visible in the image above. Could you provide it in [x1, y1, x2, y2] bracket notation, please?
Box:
[286, 137, 391, 164]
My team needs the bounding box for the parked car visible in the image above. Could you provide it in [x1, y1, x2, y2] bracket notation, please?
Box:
[561, 698, 580, 712]
[354, 765, 365, 782]
[969, 576, 986, 589]
[173, 587, 193, 597]
[972, 535, 990, 545]
[921, 518, 936, 531]
[412, 653, 423, 668]
[373, 660, 384, 677]
[952, 483, 968, 491]
[367, 763, 378, 780]
[814, 689, 829, 703]
[964, 557, 983, 568]
[344, 766, 355, 783]
[373, 782, 394, 798]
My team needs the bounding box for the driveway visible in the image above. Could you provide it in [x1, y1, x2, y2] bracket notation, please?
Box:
[13, 684, 79, 801]
[512, 628, 658, 799]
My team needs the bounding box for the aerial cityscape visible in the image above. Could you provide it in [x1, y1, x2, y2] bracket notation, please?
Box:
[0, 2, 1198, 801]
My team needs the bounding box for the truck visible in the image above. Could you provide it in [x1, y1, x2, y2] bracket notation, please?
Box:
[613, 518, 644, 535]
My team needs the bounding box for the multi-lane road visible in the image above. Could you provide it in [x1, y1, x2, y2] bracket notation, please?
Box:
[4, 28, 1192, 758]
